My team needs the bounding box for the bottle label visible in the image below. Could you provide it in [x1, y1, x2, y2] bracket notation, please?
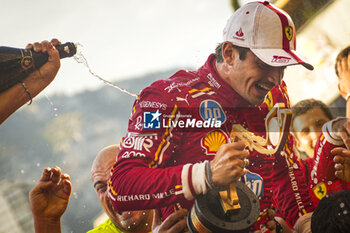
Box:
[20, 49, 34, 70]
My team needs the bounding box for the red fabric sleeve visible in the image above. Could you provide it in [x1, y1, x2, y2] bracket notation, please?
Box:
[312, 134, 338, 183]
[309, 133, 350, 206]
[108, 85, 189, 212]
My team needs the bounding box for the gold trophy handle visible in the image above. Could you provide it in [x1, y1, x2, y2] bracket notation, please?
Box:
[219, 182, 241, 214]
[220, 103, 292, 214]
[230, 103, 292, 155]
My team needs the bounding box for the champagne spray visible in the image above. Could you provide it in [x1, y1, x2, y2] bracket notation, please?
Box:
[0, 42, 77, 93]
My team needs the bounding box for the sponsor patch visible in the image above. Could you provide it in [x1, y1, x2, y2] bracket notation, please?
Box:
[313, 182, 327, 200]
[199, 100, 226, 124]
[233, 27, 245, 41]
[122, 134, 156, 152]
[134, 116, 143, 130]
[139, 101, 167, 110]
[121, 151, 146, 159]
[235, 27, 244, 37]
[201, 130, 228, 155]
[206, 73, 221, 89]
[242, 170, 264, 198]
[143, 110, 161, 129]
[164, 77, 200, 93]
[263, 92, 273, 111]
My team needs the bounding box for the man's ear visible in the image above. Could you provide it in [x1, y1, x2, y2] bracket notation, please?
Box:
[338, 83, 347, 98]
[222, 42, 236, 65]
[295, 136, 301, 149]
[292, 132, 301, 149]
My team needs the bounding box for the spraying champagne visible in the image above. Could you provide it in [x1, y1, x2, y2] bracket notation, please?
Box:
[0, 42, 76, 93]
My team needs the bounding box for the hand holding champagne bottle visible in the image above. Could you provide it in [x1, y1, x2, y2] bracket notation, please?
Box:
[0, 39, 75, 125]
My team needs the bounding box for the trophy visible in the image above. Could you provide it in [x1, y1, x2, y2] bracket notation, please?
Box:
[187, 103, 292, 233]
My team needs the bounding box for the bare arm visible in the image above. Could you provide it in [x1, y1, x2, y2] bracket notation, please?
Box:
[0, 39, 61, 124]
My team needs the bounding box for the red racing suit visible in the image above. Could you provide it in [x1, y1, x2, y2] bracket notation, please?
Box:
[108, 54, 314, 229]
[309, 120, 350, 206]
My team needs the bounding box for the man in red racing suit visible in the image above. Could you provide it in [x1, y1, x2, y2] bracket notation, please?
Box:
[108, 53, 314, 230]
[108, 1, 314, 231]
[309, 119, 350, 206]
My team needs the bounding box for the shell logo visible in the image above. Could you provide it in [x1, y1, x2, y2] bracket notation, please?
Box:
[201, 130, 228, 155]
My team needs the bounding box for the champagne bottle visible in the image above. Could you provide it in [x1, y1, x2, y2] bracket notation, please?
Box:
[0, 42, 77, 93]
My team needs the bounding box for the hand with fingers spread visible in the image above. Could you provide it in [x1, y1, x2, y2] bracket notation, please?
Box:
[332, 147, 350, 182]
[152, 209, 189, 233]
[29, 166, 71, 233]
[209, 141, 249, 187]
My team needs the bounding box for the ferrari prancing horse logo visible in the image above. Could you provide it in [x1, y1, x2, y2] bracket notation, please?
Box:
[285, 26, 293, 41]
[313, 182, 327, 200]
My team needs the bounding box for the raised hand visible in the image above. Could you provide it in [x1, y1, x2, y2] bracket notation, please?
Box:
[29, 166, 71, 233]
[332, 147, 350, 182]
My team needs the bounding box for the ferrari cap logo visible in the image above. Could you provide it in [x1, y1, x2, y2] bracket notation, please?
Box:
[284, 26, 293, 41]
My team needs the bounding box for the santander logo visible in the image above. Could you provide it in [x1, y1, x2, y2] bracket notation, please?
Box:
[233, 27, 245, 41]
[235, 27, 244, 37]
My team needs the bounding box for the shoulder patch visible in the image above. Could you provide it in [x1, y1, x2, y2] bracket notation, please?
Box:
[199, 100, 226, 124]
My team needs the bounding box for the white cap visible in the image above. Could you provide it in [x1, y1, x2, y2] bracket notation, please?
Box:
[223, 1, 313, 70]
